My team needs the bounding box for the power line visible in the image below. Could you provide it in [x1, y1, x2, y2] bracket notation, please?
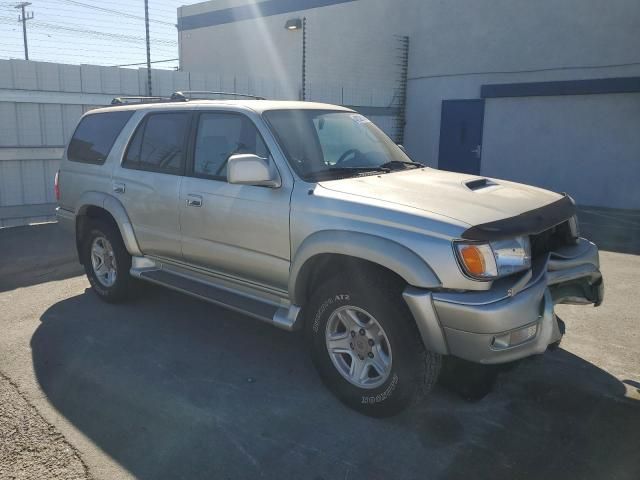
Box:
[55, 0, 175, 26]
[113, 58, 178, 67]
[0, 18, 178, 45]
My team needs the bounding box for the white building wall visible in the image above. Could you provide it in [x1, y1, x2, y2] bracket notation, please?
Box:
[403, 0, 640, 209]
[179, 0, 414, 100]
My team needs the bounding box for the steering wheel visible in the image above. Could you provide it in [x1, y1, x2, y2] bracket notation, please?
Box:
[336, 148, 361, 165]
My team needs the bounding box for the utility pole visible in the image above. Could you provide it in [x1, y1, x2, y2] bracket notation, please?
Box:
[143, 0, 152, 96]
[15, 2, 33, 61]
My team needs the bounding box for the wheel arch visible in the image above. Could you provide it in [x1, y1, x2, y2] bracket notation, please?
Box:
[289, 230, 441, 306]
[75, 192, 142, 262]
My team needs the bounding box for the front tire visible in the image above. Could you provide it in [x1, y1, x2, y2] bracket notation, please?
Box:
[81, 219, 133, 303]
[305, 275, 441, 417]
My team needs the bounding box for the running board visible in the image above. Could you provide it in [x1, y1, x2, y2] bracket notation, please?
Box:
[136, 268, 301, 331]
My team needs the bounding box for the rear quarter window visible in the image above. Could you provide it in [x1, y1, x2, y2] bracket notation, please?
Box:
[67, 110, 134, 165]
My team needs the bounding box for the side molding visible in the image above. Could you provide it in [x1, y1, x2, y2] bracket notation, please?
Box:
[76, 192, 142, 256]
[289, 230, 440, 305]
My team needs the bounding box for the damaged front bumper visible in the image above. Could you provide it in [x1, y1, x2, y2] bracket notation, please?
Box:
[405, 238, 603, 364]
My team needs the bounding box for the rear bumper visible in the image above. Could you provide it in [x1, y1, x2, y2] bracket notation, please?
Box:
[55, 206, 75, 233]
[404, 238, 603, 364]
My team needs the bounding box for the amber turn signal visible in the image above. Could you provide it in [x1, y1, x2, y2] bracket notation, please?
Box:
[459, 245, 486, 276]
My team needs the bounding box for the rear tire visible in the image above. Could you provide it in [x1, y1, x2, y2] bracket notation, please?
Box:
[305, 275, 441, 417]
[81, 219, 133, 303]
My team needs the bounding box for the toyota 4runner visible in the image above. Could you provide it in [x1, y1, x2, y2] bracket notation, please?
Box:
[56, 93, 604, 416]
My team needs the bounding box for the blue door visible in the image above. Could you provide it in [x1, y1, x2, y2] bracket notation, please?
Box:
[438, 99, 485, 175]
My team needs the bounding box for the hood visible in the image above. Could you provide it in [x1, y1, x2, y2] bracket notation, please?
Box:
[318, 168, 563, 227]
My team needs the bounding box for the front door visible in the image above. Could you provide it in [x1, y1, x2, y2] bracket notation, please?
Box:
[179, 111, 291, 291]
[438, 99, 485, 175]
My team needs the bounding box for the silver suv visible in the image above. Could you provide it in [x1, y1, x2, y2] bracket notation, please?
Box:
[56, 93, 604, 416]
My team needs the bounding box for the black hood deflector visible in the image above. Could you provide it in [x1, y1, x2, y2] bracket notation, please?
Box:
[461, 195, 576, 241]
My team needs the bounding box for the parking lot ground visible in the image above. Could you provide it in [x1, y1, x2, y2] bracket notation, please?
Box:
[0, 223, 639, 480]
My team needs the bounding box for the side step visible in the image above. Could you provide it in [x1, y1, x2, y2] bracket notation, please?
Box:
[137, 269, 300, 330]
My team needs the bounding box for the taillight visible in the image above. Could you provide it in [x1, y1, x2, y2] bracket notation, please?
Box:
[54, 170, 60, 201]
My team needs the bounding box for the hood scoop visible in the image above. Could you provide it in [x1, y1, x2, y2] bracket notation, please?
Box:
[465, 178, 498, 191]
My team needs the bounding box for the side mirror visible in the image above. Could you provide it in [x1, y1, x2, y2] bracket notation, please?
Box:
[227, 154, 281, 187]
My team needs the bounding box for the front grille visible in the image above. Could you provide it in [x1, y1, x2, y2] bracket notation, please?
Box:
[530, 220, 574, 259]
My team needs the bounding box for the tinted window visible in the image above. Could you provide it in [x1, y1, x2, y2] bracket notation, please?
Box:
[193, 113, 269, 179]
[67, 111, 133, 164]
[123, 113, 190, 174]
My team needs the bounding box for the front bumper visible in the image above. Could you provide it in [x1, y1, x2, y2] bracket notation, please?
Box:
[404, 238, 603, 364]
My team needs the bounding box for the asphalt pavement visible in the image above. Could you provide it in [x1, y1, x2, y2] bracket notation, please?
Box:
[0, 223, 638, 480]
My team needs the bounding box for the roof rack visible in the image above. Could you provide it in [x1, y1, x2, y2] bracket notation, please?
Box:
[171, 91, 266, 101]
[111, 96, 174, 105]
[110, 91, 266, 106]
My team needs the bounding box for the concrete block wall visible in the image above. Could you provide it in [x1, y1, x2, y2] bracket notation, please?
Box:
[0, 59, 290, 227]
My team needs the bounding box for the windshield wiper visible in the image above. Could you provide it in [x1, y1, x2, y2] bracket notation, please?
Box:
[379, 160, 426, 170]
[306, 166, 391, 180]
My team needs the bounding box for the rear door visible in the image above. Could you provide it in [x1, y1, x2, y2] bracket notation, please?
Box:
[438, 99, 485, 175]
[112, 111, 191, 260]
[179, 111, 291, 291]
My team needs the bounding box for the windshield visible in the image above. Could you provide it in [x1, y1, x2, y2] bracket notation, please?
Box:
[263, 109, 420, 181]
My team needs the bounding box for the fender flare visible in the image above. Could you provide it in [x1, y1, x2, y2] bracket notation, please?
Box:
[289, 230, 441, 305]
[75, 192, 142, 256]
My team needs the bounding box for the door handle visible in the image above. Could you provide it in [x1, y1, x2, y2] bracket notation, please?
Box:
[186, 194, 203, 207]
[471, 145, 482, 159]
[113, 182, 125, 194]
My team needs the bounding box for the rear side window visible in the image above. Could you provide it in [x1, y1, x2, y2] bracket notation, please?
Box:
[123, 112, 190, 175]
[67, 111, 134, 164]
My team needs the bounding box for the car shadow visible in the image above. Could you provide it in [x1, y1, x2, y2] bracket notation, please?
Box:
[31, 287, 640, 480]
[0, 223, 83, 292]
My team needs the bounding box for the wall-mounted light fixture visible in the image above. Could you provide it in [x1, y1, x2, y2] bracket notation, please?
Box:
[285, 17, 306, 100]
[284, 18, 302, 31]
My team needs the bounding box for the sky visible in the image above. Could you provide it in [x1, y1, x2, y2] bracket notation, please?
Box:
[0, 0, 186, 69]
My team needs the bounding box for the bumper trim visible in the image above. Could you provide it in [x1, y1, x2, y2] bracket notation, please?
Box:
[402, 287, 449, 355]
[443, 290, 562, 364]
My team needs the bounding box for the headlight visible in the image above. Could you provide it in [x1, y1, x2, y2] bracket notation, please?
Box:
[455, 236, 531, 280]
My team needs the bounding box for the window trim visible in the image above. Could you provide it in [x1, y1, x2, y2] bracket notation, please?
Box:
[121, 110, 194, 176]
[67, 110, 134, 165]
[186, 110, 273, 183]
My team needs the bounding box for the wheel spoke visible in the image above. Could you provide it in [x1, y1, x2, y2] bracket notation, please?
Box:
[327, 332, 352, 353]
[364, 320, 382, 337]
[368, 353, 388, 377]
[91, 254, 102, 269]
[349, 356, 370, 382]
[336, 308, 359, 329]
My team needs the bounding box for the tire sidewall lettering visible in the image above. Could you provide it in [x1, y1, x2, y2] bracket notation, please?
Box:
[312, 293, 350, 334]
[361, 373, 399, 404]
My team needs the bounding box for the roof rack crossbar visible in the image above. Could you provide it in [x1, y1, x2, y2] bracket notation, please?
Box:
[171, 90, 266, 101]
